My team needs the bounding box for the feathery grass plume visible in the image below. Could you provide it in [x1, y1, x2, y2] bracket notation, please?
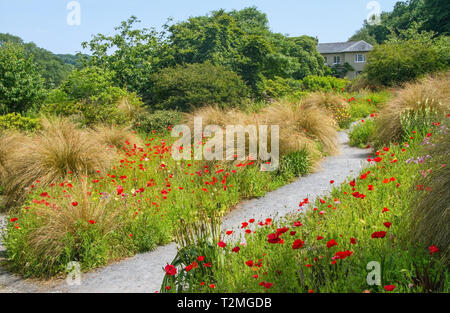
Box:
[14, 180, 124, 276]
[183, 101, 338, 169]
[0, 131, 22, 185]
[410, 132, 450, 263]
[116, 95, 146, 122]
[94, 124, 143, 150]
[375, 72, 450, 146]
[1, 116, 117, 209]
[301, 92, 349, 111]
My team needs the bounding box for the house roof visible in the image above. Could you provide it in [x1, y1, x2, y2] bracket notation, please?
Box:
[317, 40, 373, 54]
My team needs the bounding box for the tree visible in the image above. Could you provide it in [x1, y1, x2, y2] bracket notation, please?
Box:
[0, 42, 45, 113]
[349, 0, 450, 44]
[81, 16, 167, 93]
[0, 33, 73, 89]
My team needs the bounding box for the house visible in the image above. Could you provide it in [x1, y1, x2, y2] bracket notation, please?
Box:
[317, 40, 373, 79]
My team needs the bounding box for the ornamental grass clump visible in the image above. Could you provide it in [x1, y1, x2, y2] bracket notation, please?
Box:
[410, 129, 450, 263]
[375, 73, 450, 146]
[1, 117, 117, 209]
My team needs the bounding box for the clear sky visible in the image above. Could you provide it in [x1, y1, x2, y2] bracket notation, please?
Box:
[0, 0, 399, 54]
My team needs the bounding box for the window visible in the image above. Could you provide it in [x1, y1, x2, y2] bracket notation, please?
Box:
[333, 56, 340, 64]
[355, 71, 363, 76]
[324, 56, 327, 64]
[355, 54, 365, 63]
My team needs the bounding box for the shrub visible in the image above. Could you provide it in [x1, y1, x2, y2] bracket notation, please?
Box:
[263, 76, 305, 99]
[1, 117, 118, 208]
[0, 113, 41, 131]
[133, 110, 182, 134]
[42, 67, 144, 126]
[349, 119, 376, 148]
[301, 75, 349, 92]
[375, 73, 449, 146]
[142, 62, 249, 111]
[366, 31, 450, 86]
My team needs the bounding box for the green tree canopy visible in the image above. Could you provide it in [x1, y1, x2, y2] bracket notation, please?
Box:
[0, 42, 45, 113]
[0, 33, 74, 89]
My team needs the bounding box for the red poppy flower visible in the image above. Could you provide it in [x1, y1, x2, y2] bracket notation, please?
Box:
[197, 256, 205, 261]
[117, 185, 124, 195]
[277, 227, 289, 234]
[185, 264, 193, 272]
[429, 245, 440, 255]
[317, 236, 324, 240]
[327, 239, 338, 248]
[292, 239, 304, 249]
[245, 260, 254, 267]
[332, 250, 353, 260]
[384, 285, 396, 291]
[9, 217, 18, 223]
[217, 241, 226, 248]
[383, 222, 392, 228]
[88, 220, 96, 224]
[209, 284, 215, 289]
[293, 221, 303, 227]
[165, 264, 177, 276]
[382, 207, 389, 213]
[232, 246, 240, 253]
[371, 231, 387, 239]
[350, 238, 357, 244]
[267, 233, 282, 244]
[71, 201, 78, 207]
[264, 282, 273, 289]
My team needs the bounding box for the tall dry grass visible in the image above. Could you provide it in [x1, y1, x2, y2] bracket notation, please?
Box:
[375, 73, 450, 146]
[183, 100, 338, 168]
[410, 133, 450, 263]
[25, 180, 123, 270]
[301, 92, 349, 111]
[94, 124, 143, 150]
[1, 117, 118, 209]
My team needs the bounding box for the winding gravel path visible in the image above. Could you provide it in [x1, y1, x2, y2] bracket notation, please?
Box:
[0, 126, 370, 293]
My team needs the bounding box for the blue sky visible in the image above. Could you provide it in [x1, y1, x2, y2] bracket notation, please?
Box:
[0, 0, 399, 54]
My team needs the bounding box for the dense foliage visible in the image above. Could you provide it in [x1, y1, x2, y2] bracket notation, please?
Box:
[143, 62, 249, 111]
[0, 42, 45, 113]
[0, 33, 74, 89]
[81, 8, 326, 101]
[349, 0, 450, 45]
[41, 67, 143, 126]
[366, 29, 450, 86]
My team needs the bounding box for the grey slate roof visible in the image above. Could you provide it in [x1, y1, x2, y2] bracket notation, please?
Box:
[317, 40, 373, 54]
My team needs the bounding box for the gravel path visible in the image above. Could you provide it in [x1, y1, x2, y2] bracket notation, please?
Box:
[0, 126, 370, 293]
